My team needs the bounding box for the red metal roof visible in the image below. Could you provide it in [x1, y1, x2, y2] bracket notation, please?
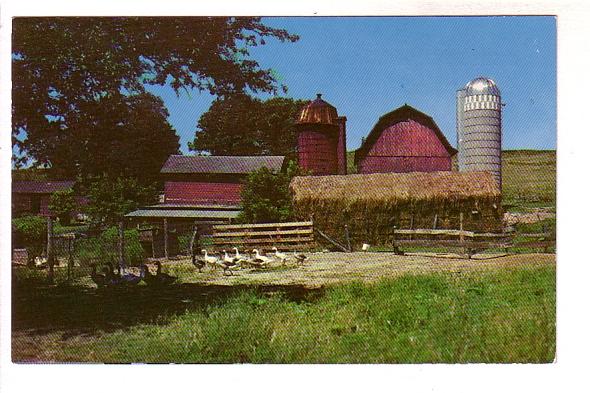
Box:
[12, 180, 75, 194]
[355, 104, 458, 165]
[161, 155, 286, 174]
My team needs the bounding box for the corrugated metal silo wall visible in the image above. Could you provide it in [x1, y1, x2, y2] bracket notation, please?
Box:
[462, 94, 502, 188]
[456, 89, 466, 170]
[297, 126, 339, 175]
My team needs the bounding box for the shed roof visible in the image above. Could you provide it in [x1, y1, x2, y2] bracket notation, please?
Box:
[125, 208, 240, 220]
[12, 180, 75, 194]
[161, 155, 286, 175]
[291, 171, 500, 204]
[354, 104, 458, 165]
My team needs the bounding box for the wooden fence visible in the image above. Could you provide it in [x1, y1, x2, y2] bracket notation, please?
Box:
[202, 221, 315, 252]
[390, 228, 554, 257]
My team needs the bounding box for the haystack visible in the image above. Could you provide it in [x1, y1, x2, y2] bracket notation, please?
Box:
[290, 171, 503, 246]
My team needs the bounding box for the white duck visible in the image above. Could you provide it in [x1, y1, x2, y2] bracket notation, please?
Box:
[362, 243, 370, 251]
[272, 247, 288, 265]
[201, 249, 219, 269]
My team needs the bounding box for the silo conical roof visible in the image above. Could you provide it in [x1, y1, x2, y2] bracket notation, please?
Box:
[296, 93, 339, 126]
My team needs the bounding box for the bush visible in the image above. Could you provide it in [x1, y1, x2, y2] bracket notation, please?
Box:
[12, 215, 47, 262]
[76, 227, 144, 267]
[238, 160, 301, 223]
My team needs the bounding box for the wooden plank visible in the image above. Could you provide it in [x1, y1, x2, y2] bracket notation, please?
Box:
[213, 221, 313, 231]
[207, 244, 314, 252]
[396, 239, 512, 248]
[394, 229, 472, 237]
[519, 233, 554, 238]
[315, 228, 348, 252]
[209, 228, 314, 238]
[208, 236, 315, 246]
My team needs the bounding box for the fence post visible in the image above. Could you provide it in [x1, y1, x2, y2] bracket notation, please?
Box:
[46, 216, 54, 284]
[459, 212, 465, 256]
[163, 218, 169, 259]
[118, 220, 125, 270]
[189, 222, 199, 258]
[344, 225, 352, 252]
[433, 214, 438, 229]
[67, 235, 73, 283]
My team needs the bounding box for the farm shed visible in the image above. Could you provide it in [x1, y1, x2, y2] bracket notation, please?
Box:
[11, 180, 87, 218]
[354, 104, 457, 174]
[160, 155, 286, 206]
[290, 171, 503, 246]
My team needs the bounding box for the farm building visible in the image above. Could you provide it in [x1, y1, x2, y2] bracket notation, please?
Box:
[12, 180, 87, 218]
[126, 155, 286, 223]
[290, 171, 503, 246]
[354, 104, 457, 174]
[295, 94, 347, 175]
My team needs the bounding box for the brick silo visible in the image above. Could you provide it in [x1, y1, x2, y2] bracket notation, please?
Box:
[295, 94, 345, 176]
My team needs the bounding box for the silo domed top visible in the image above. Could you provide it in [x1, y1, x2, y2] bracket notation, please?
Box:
[465, 77, 501, 96]
[296, 93, 339, 125]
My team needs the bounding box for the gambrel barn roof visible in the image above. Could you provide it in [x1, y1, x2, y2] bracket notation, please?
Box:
[354, 104, 457, 165]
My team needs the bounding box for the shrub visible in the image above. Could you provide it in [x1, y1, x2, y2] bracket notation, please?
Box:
[12, 215, 47, 262]
[238, 160, 301, 223]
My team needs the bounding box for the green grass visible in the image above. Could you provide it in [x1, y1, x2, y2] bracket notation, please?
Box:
[502, 150, 556, 210]
[38, 265, 555, 363]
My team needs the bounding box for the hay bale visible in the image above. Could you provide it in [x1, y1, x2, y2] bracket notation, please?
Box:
[290, 171, 503, 246]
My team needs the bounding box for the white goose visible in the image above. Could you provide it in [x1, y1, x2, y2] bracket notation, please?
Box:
[201, 249, 219, 269]
[252, 249, 272, 266]
[233, 247, 246, 262]
[272, 247, 288, 265]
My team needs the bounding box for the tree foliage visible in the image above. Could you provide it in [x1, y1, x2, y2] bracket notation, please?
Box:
[12, 17, 298, 176]
[49, 188, 76, 225]
[191, 95, 308, 155]
[238, 161, 301, 223]
[85, 176, 157, 225]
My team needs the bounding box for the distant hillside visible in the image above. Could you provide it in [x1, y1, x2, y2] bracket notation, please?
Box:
[502, 150, 556, 209]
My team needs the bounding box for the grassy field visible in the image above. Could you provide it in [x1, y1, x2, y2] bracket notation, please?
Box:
[13, 264, 555, 363]
[502, 150, 556, 211]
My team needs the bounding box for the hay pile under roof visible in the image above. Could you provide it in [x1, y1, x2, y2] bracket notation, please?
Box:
[290, 171, 500, 204]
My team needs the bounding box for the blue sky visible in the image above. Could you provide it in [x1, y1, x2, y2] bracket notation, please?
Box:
[147, 16, 556, 153]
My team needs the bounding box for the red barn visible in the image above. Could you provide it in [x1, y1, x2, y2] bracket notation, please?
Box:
[160, 155, 286, 206]
[355, 105, 457, 174]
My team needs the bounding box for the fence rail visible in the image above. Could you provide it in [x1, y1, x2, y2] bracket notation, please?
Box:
[203, 221, 315, 252]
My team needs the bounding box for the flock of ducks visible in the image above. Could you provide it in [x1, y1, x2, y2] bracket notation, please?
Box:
[89, 248, 308, 288]
[194, 247, 308, 276]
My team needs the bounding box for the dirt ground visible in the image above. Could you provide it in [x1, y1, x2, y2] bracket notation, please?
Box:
[164, 252, 556, 288]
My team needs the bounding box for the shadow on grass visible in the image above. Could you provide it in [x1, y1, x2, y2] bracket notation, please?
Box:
[12, 270, 325, 338]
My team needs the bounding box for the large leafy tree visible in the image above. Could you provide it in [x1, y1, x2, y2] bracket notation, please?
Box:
[12, 17, 298, 175]
[191, 95, 308, 155]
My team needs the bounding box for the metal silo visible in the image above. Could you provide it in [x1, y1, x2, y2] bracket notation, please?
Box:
[457, 77, 502, 188]
[456, 88, 467, 170]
